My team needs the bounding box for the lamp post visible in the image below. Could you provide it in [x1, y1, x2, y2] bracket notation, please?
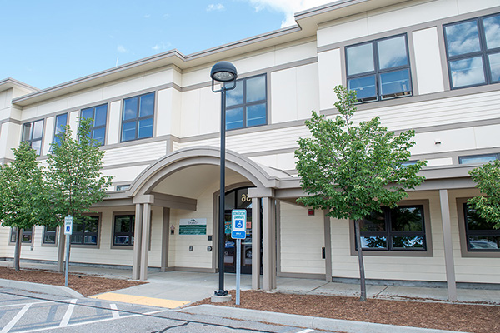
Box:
[210, 61, 238, 297]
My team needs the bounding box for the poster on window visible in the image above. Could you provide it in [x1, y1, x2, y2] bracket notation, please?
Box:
[179, 218, 207, 235]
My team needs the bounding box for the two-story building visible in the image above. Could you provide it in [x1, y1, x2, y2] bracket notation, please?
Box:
[0, 0, 499, 298]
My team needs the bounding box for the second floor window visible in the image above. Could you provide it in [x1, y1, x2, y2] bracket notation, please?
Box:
[444, 13, 500, 89]
[346, 34, 412, 102]
[81, 104, 108, 146]
[52, 113, 68, 147]
[121, 92, 154, 142]
[225, 74, 267, 130]
[22, 119, 44, 155]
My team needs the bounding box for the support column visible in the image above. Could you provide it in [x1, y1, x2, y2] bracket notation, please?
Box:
[252, 197, 261, 290]
[57, 226, 65, 272]
[439, 189, 458, 302]
[140, 203, 151, 281]
[271, 200, 277, 289]
[161, 207, 170, 272]
[323, 211, 333, 282]
[262, 197, 276, 291]
[132, 204, 143, 280]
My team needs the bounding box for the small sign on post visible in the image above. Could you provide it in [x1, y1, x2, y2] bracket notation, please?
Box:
[231, 210, 247, 306]
[64, 215, 73, 287]
[64, 216, 73, 235]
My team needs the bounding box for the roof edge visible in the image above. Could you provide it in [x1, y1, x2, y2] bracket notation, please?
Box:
[0, 77, 39, 93]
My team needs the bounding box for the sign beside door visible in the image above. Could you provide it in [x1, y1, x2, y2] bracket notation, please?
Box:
[231, 209, 247, 239]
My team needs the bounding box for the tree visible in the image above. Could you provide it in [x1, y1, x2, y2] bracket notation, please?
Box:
[295, 86, 426, 301]
[46, 118, 113, 271]
[468, 159, 500, 229]
[0, 142, 54, 270]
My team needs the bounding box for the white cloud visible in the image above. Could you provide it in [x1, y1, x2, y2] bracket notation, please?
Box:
[245, 0, 332, 27]
[207, 3, 225, 12]
[144, 14, 151, 18]
[117, 45, 128, 53]
[152, 42, 171, 52]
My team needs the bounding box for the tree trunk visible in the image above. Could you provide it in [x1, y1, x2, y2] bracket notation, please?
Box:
[57, 226, 65, 272]
[13, 228, 22, 271]
[354, 219, 367, 301]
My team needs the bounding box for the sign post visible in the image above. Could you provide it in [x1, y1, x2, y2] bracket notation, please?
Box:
[231, 210, 247, 305]
[64, 216, 73, 287]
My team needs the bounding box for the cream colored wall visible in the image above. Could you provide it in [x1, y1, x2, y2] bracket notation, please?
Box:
[279, 202, 325, 275]
[413, 27, 445, 95]
[0, 122, 21, 160]
[317, 48, 342, 111]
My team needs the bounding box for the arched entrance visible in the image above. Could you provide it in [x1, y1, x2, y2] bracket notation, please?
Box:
[222, 187, 262, 274]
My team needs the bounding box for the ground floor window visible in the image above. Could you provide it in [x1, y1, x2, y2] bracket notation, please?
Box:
[463, 203, 500, 251]
[356, 205, 426, 251]
[10, 227, 33, 244]
[113, 215, 134, 246]
[71, 216, 99, 246]
[43, 226, 57, 244]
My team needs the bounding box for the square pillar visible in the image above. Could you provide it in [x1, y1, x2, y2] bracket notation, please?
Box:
[323, 211, 333, 282]
[439, 189, 458, 302]
[262, 197, 276, 291]
[140, 203, 151, 281]
[161, 207, 170, 272]
[132, 204, 143, 280]
[252, 197, 261, 290]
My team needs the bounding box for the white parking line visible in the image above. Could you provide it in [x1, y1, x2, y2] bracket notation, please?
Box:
[110, 304, 119, 319]
[1, 303, 32, 333]
[296, 330, 314, 333]
[59, 299, 77, 327]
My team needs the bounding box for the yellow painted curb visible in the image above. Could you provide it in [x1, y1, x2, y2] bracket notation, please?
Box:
[91, 292, 190, 309]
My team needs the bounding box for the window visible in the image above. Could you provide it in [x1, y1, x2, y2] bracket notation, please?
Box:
[22, 119, 44, 155]
[116, 185, 130, 191]
[346, 34, 412, 102]
[70, 216, 99, 246]
[356, 205, 426, 251]
[458, 153, 499, 164]
[43, 226, 57, 244]
[113, 215, 134, 246]
[10, 227, 33, 244]
[444, 13, 500, 88]
[225, 74, 267, 130]
[121, 92, 154, 142]
[52, 113, 68, 147]
[81, 104, 108, 146]
[463, 203, 500, 251]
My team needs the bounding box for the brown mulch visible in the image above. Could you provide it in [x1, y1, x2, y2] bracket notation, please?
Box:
[193, 290, 500, 333]
[0, 266, 145, 297]
[0, 266, 498, 333]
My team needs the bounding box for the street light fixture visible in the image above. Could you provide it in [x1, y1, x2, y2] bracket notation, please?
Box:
[211, 61, 238, 297]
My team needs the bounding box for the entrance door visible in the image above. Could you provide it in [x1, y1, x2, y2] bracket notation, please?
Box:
[222, 187, 260, 274]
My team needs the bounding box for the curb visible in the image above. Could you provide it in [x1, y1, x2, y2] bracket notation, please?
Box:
[0, 278, 83, 299]
[183, 305, 470, 333]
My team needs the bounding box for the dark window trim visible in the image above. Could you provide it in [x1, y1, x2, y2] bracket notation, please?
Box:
[444, 12, 500, 89]
[42, 226, 58, 246]
[21, 119, 44, 155]
[70, 213, 101, 248]
[345, 33, 413, 103]
[225, 74, 268, 131]
[349, 200, 433, 257]
[9, 227, 34, 245]
[80, 103, 108, 146]
[111, 211, 152, 250]
[112, 212, 135, 248]
[120, 92, 155, 143]
[457, 198, 500, 258]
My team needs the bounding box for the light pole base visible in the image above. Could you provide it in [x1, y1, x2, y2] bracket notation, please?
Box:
[211, 294, 232, 303]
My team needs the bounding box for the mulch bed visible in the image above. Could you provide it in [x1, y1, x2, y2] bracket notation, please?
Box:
[193, 290, 500, 333]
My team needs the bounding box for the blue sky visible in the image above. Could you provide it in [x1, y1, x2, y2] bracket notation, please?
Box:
[1, 0, 331, 90]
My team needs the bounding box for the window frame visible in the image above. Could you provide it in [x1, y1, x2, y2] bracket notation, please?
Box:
[225, 74, 268, 131]
[52, 113, 68, 148]
[458, 153, 499, 165]
[42, 226, 58, 246]
[9, 227, 34, 245]
[444, 13, 500, 89]
[120, 92, 155, 142]
[112, 213, 135, 248]
[345, 33, 413, 103]
[80, 103, 108, 146]
[457, 198, 500, 258]
[111, 211, 152, 250]
[70, 214, 101, 248]
[349, 200, 433, 257]
[21, 119, 44, 156]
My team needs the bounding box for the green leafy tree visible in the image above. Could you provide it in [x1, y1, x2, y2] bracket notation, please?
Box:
[468, 160, 500, 229]
[46, 118, 113, 271]
[0, 142, 55, 270]
[295, 86, 426, 301]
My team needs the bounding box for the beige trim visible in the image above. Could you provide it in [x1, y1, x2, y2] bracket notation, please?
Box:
[140, 203, 151, 281]
[277, 271, 326, 280]
[252, 197, 261, 290]
[132, 204, 143, 280]
[457, 197, 500, 259]
[161, 207, 170, 272]
[439, 189, 458, 302]
[349, 200, 433, 257]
